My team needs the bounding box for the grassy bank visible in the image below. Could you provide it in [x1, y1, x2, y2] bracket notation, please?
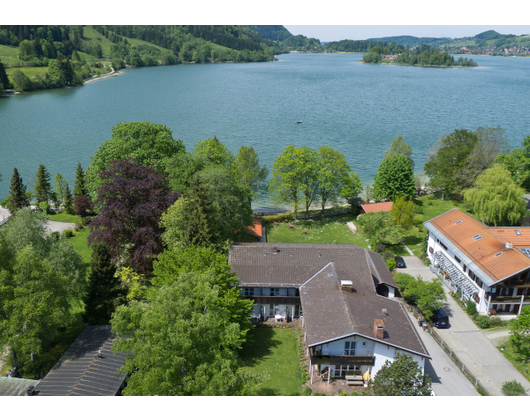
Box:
[497, 340, 530, 383]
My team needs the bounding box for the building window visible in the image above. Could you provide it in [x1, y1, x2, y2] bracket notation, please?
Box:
[440, 242, 448, 251]
[428, 247, 434, 255]
[344, 341, 356, 356]
[243, 288, 254, 297]
[270, 288, 280, 296]
[454, 255, 461, 263]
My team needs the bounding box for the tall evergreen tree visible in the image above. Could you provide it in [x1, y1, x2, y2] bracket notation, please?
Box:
[83, 242, 123, 325]
[64, 183, 74, 214]
[73, 161, 87, 199]
[34, 164, 52, 203]
[0, 59, 9, 89]
[7, 168, 29, 213]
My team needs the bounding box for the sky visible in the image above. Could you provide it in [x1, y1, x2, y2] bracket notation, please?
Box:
[283, 25, 530, 42]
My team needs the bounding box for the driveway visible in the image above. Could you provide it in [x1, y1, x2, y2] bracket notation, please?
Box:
[45, 221, 76, 234]
[401, 256, 530, 395]
[396, 256, 439, 281]
[405, 309, 479, 395]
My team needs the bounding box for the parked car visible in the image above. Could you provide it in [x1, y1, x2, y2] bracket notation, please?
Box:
[431, 308, 450, 329]
[394, 256, 406, 268]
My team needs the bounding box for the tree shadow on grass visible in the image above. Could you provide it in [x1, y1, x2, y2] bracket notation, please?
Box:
[239, 328, 282, 368]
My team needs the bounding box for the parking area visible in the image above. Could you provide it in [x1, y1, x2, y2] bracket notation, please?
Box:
[395, 256, 439, 281]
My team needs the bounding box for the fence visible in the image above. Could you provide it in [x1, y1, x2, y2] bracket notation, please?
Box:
[402, 301, 490, 396]
[0, 214, 11, 227]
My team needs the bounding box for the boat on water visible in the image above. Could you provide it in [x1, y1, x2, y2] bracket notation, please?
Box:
[297, 120, 302, 124]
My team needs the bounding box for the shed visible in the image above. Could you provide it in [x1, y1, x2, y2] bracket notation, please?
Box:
[33, 325, 128, 396]
[0, 377, 40, 396]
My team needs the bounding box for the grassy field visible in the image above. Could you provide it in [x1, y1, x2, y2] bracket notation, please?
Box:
[48, 213, 82, 223]
[240, 328, 303, 396]
[0, 44, 20, 65]
[82, 26, 117, 57]
[6, 66, 49, 79]
[68, 227, 91, 266]
[264, 192, 474, 257]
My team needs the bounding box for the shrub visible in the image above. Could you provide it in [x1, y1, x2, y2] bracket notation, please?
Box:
[312, 392, 326, 396]
[81, 216, 87, 226]
[412, 216, 424, 226]
[383, 251, 394, 261]
[61, 229, 73, 238]
[414, 205, 424, 214]
[302, 387, 312, 396]
[0, 197, 9, 207]
[51, 231, 60, 241]
[466, 301, 477, 316]
[74, 222, 82, 231]
[39, 201, 50, 214]
[375, 243, 386, 254]
[501, 380, 528, 396]
[394, 272, 415, 292]
[386, 258, 396, 272]
[474, 315, 492, 329]
[490, 316, 502, 326]
[426, 200, 433, 206]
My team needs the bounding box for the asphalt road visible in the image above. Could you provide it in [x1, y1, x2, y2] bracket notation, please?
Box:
[398, 255, 530, 396]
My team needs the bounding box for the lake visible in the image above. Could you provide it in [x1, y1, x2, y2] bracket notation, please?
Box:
[1, 53, 529, 209]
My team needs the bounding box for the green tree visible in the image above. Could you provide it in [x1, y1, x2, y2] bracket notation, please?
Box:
[359, 211, 402, 248]
[7, 168, 29, 214]
[401, 277, 446, 319]
[10, 69, 32, 92]
[0, 59, 10, 89]
[34, 164, 52, 203]
[235, 145, 269, 203]
[83, 242, 124, 325]
[383, 135, 414, 169]
[495, 148, 528, 187]
[373, 154, 416, 201]
[339, 172, 363, 210]
[111, 270, 258, 396]
[164, 152, 205, 194]
[64, 183, 74, 214]
[510, 305, 530, 364]
[53, 173, 68, 206]
[315, 146, 352, 215]
[424, 129, 479, 194]
[73, 161, 87, 199]
[0, 246, 73, 367]
[269, 145, 318, 217]
[390, 196, 415, 230]
[85, 122, 184, 198]
[192, 136, 235, 168]
[463, 164, 526, 226]
[371, 353, 432, 396]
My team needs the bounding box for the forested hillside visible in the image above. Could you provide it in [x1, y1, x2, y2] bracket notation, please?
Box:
[0, 25, 280, 94]
[248, 25, 292, 42]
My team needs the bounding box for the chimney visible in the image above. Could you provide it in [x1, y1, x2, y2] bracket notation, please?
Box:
[506, 242, 513, 250]
[272, 246, 279, 254]
[374, 319, 384, 340]
[340, 280, 353, 292]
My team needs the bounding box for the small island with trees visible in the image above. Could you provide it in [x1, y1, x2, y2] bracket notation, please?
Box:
[362, 45, 478, 67]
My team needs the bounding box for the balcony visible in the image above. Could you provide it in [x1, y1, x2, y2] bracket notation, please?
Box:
[245, 295, 301, 305]
[433, 251, 480, 299]
[310, 354, 375, 366]
[486, 294, 530, 304]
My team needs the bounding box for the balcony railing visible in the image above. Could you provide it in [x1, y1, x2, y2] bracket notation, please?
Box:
[245, 295, 301, 305]
[487, 294, 530, 303]
[310, 354, 375, 366]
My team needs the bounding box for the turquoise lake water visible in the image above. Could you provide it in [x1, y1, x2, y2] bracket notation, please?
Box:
[0, 53, 529, 208]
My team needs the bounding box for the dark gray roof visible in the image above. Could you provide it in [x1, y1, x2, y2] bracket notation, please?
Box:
[0, 377, 40, 396]
[34, 325, 128, 396]
[367, 251, 398, 289]
[229, 243, 375, 290]
[301, 262, 430, 358]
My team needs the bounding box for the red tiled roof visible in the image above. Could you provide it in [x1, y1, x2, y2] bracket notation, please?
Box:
[361, 202, 393, 213]
[427, 209, 530, 282]
[488, 227, 530, 247]
[247, 219, 263, 237]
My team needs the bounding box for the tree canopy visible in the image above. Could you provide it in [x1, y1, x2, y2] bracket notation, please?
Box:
[373, 154, 416, 201]
[358, 211, 402, 248]
[371, 352, 432, 396]
[463, 164, 526, 226]
[7, 168, 29, 214]
[88, 158, 180, 275]
[111, 270, 257, 396]
[85, 122, 184, 198]
[34, 163, 52, 203]
[192, 137, 235, 168]
[510, 305, 530, 364]
[383, 135, 414, 169]
[235, 145, 269, 203]
[390, 196, 414, 230]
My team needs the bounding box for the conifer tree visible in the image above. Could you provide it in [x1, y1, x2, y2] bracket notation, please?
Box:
[83, 242, 124, 325]
[64, 183, 74, 214]
[7, 168, 29, 213]
[73, 161, 87, 199]
[0, 59, 9, 89]
[34, 164, 52, 203]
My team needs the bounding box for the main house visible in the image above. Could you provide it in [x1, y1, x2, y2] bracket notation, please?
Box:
[424, 208, 530, 316]
[229, 243, 430, 381]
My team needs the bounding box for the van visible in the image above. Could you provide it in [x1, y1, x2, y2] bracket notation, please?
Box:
[431, 308, 449, 328]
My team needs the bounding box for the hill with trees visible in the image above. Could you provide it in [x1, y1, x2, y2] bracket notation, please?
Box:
[0, 25, 281, 93]
[248, 25, 293, 42]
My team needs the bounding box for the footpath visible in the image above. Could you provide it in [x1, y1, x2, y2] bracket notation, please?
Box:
[398, 256, 530, 396]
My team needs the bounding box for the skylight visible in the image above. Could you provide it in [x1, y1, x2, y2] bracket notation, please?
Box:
[494, 252, 503, 257]
[455, 220, 463, 225]
[515, 230, 521, 236]
[472, 234, 483, 241]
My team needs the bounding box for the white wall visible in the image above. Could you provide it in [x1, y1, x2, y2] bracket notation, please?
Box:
[316, 336, 427, 378]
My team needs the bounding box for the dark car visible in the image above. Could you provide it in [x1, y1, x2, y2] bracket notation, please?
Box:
[394, 256, 406, 268]
[431, 308, 450, 329]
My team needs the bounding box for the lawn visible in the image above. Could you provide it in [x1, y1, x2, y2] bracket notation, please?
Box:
[68, 227, 91, 266]
[240, 328, 303, 396]
[497, 340, 530, 383]
[6, 66, 49, 79]
[48, 213, 82, 223]
[0, 44, 20, 65]
[263, 193, 474, 258]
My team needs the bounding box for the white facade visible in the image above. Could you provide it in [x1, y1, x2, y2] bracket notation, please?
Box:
[313, 335, 426, 379]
